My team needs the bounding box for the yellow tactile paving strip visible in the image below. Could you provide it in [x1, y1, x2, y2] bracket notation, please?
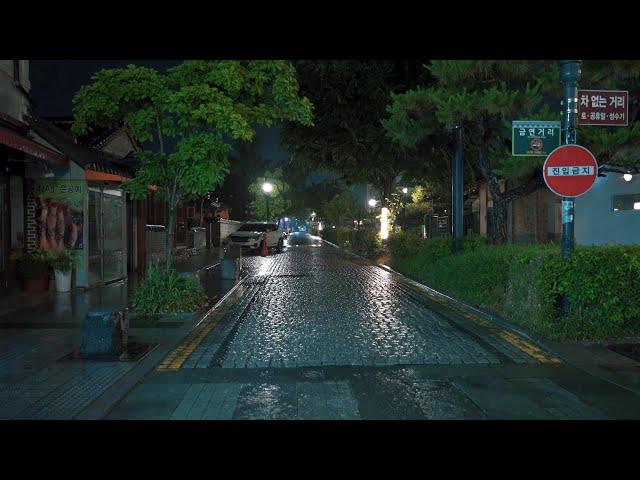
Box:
[403, 278, 562, 364]
[156, 318, 221, 371]
[156, 289, 239, 371]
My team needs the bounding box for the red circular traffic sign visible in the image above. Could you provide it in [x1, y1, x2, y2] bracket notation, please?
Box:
[543, 144, 598, 197]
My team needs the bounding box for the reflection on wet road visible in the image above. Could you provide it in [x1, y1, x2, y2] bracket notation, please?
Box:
[109, 243, 640, 420]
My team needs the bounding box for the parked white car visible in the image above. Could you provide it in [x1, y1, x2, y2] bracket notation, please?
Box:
[227, 222, 285, 253]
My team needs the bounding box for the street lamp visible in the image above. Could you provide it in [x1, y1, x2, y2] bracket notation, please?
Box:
[262, 181, 273, 222]
[402, 187, 408, 194]
[623, 173, 633, 182]
[368, 199, 377, 208]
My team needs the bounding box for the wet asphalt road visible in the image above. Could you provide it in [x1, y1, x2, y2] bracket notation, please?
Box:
[109, 238, 640, 420]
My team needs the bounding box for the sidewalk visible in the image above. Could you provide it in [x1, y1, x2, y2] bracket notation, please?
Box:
[0, 247, 234, 420]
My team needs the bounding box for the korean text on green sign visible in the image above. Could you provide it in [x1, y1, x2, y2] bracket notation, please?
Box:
[512, 120, 561, 156]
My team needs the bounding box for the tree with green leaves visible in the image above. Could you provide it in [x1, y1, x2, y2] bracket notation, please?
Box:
[281, 61, 424, 208]
[72, 61, 313, 268]
[248, 168, 291, 221]
[320, 190, 359, 228]
[384, 60, 559, 243]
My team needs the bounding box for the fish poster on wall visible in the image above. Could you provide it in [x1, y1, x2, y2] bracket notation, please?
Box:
[33, 179, 84, 250]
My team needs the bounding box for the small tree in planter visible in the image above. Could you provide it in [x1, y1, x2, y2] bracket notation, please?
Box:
[12, 250, 53, 293]
[52, 249, 75, 293]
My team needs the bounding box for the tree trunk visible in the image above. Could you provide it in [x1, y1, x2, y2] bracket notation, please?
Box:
[477, 143, 507, 245]
[381, 175, 394, 207]
[166, 197, 176, 272]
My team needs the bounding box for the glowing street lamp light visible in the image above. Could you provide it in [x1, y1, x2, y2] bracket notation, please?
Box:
[402, 187, 409, 194]
[368, 199, 377, 208]
[623, 173, 633, 182]
[380, 207, 389, 240]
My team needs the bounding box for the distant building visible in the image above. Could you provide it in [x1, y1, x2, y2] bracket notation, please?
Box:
[574, 165, 640, 246]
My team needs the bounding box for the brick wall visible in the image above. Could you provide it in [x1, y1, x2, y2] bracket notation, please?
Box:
[23, 178, 36, 251]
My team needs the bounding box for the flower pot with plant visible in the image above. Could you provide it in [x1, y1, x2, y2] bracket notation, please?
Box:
[52, 249, 74, 293]
[12, 250, 52, 293]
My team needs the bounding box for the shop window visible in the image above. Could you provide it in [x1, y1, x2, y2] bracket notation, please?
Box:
[612, 193, 640, 212]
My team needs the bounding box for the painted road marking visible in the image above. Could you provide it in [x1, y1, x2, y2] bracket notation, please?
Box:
[451, 305, 561, 364]
[379, 264, 562, 365]
[157, 319, 221, 371]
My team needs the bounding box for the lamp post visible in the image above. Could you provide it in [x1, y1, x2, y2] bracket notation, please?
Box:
[262, 181, 273, 222]
[450, 122, 464, 255]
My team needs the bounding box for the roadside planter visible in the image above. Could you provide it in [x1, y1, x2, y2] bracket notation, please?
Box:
[52, 249, 75, 293]
[12, 250, 52, 293]
[54, 270, 72, 293]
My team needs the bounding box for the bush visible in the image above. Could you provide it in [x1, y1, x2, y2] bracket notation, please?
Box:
[12, 249, 52, 279]
[133, 264, 206, 315]
[388, 234, 640, 341]
[322, 228, 350, 248]
[537, 245, 640, 339]
[349, 228, 381, 257]
[387, 231, 424, 258]
[52, 249, 75, 273]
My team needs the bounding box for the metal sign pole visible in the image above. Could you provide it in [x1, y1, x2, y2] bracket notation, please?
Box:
[451, 122, 464, 255]
[559, 60, 582, 259]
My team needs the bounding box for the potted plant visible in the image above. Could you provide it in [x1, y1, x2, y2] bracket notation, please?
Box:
[52, 249, 74, 293]
[12, 250, 52, 293]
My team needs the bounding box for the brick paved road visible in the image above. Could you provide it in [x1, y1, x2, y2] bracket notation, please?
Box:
[109, 242, 640, 420]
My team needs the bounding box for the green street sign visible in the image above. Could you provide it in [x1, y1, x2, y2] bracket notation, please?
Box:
[512, 120, 561, 156]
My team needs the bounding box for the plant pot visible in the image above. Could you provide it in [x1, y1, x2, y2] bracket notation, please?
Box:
[22, 275, 50, 293]
[54, 270, 72, 293]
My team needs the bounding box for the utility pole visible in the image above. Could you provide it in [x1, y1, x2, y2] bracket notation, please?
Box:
[559, 60, 581, 315]
[265, 195, 270, 223]
[451, 122, 464, 255]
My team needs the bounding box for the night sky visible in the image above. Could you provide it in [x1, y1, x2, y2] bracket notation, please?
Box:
[29, 60, 358, 207]
[29, 60, 289, 164]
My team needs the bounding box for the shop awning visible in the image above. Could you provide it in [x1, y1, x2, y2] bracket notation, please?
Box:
[0, 125, 68, 166]
[86, 169, 131, 182]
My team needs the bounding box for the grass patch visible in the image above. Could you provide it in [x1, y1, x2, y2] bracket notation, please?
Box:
[132, 264, 206, 315]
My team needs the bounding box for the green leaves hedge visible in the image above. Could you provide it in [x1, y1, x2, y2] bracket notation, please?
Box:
[323, 228, 381, 257]
[133, 264, 206, 315]
[388, 232, 640, 341]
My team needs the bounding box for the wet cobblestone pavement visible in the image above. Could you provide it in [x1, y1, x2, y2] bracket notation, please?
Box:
[179, 246, 551, 369]
[109, 243, 640, 420]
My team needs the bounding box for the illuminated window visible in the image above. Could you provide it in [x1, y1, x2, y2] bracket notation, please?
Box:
[612, 194, 640, 212]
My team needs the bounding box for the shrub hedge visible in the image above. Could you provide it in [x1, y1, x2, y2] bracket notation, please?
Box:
[387, 232, 640, 341]
[323, 228, 381, 257]
[133, 264, 207, 315]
